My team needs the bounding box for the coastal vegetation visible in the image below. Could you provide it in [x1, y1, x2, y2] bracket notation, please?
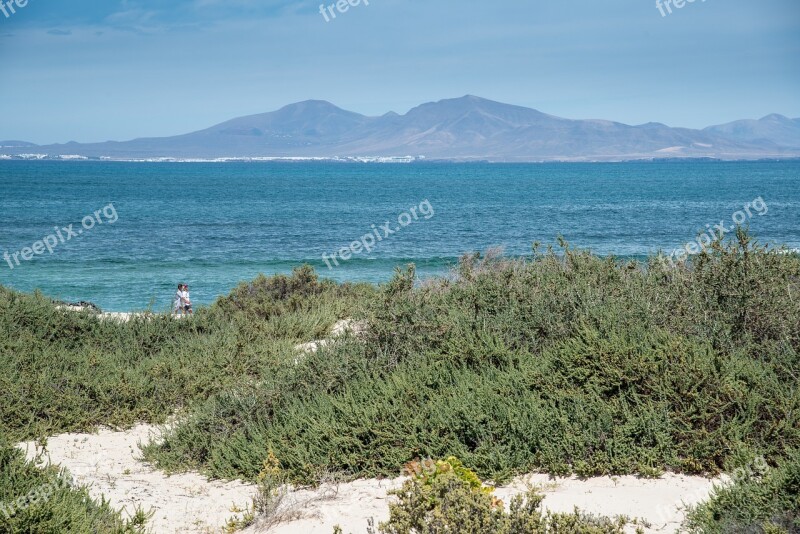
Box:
[684, 448, 800, 533]
[0, 440, 149, 532]
[374, 457, 638, 533]
[1, 230, 798, 532]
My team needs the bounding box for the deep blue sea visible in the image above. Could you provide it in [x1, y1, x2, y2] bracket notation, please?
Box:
[1, 161, 798, 311]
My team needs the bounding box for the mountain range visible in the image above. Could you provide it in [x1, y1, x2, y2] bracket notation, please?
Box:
[3, 96, 800, 162]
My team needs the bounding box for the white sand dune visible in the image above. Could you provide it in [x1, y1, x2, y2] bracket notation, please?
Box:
[294, 319, 368, 353]
[18, 425, 720, 534]
[18, 425, 253, 533]
[251, 473, 718, 534]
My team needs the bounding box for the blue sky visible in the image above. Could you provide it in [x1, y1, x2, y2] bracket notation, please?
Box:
[1, 0, 798, 144]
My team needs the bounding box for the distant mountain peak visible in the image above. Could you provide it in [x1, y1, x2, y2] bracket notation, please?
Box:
[274, 99, 358, 117]
[704, 113, 800, 149]
[281, 99, 343, 110]
[760, 113, 790, 122]
[456, 94, 489, 102]
[428, 94, 534, 109]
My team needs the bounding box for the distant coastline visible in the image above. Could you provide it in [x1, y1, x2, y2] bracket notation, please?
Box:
[2, 154, 800, 164]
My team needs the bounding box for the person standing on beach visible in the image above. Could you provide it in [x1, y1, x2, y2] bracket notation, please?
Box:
[181, 284, 193, 315]
[174, 284, 186, 315]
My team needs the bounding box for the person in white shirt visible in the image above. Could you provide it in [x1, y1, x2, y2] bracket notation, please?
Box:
[181, 285, 193, 315]
[174, 284, 186, 315]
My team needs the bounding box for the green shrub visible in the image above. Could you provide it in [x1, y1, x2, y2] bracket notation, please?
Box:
[379, 457, 635, 534]
[684, 449, 800, 533]
[214, 265, 375, 339]
[0, 439, 147, 532]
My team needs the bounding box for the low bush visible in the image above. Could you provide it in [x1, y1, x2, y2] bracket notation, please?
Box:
[684, 449, 800, 533]
[378, 457, 636, 534]
[0, 438, 147, 532]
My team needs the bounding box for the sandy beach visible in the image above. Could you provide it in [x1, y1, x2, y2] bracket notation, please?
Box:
[18, 425, 720, 534]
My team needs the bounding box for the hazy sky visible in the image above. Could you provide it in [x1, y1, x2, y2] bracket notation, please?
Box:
[1, 0, 798, 144]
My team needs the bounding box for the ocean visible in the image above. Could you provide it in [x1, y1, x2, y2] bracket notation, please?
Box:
[1, 160, 798, 311]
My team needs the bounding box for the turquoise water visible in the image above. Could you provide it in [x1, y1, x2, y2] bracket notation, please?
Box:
[1, 161, 798, 311]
